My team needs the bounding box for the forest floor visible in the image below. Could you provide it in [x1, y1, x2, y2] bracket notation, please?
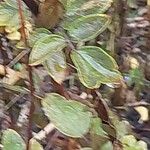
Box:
[0, 0, 150, 150]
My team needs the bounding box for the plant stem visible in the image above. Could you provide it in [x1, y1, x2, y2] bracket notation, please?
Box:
[17, 0, 35, 149]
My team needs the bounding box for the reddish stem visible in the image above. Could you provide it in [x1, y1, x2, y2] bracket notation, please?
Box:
[17, 0, 35, 149]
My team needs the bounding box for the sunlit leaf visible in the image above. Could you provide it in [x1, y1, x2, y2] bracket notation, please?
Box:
[29, 138, 43, 150]
[71, 46, 122, 88]
[44, 50, 67, 84]
[134, 106, 149, 122]
[6, 31, 21, 40]
[65, 14, 111, 42]
[42, 93, 92, 137]
[2, 129, 26, 150]
[29, 34, 67, 66]
[2, 67, 23, 85]
[148, 0, 150, 5]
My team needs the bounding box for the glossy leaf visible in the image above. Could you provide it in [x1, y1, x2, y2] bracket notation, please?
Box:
[42, 93, 92, 137]
[71, 46, 122, 88]
[66, 14, 111, 42]
[29, 34, 67, 66]
[44, 50, 67, 84]
[2, 129, 26, 150]
[29, 139, 43, 150]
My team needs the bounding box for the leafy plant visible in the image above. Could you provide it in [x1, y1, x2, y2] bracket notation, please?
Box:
[2, 129, 43, 150]
[121, 135, 147, 150]
[0, 0, 30, 40]
[2, 129, 26, 150]
[0, 0, 147, 149]
[42, 93, 92, 137]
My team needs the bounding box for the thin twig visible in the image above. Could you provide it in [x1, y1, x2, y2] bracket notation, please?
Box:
[115, 102, 150, 109]
[4, 93, 25, 110]
[126, 101, 150, 107]
[33, 123, 55, 140]
[7, 49, 30, 68]
[17, 0, 34, 149]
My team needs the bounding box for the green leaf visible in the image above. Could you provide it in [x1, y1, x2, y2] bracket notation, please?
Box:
[29, 139, 43, 150]
[71, 46, 122, 88]
[42, 93, 92, 137]
[114, 120, 128, 138]
[2, 129, 26, 150]
[29, 28, 51, 47]
[0, 0, 30, 31]
[101, 141, 113, 150]
[129, 68, 144, 91]
[29, 34, 67, 66]
[66, 0, 113, 16]
[121, 135, 147, 150]
[121, 135, 137, 147]
[90, 118, 107, 137]
[137, 141, 147, 150]
[5, 0, 28, 9]
[44, 50, 67, 84]
[0, 4, 18, 27]
[66, 14, 111, 42]
[127, 0, 138, 9]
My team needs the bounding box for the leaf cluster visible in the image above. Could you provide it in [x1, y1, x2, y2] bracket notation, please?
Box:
[0, 0, 147, 150]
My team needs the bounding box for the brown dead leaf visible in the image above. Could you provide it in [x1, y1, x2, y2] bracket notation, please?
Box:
[129, 56, 139, 69]
[0, 64, 5, 75]
[134, 106, 149, 122]
[113, 140, 123, 150]
[111, 82, 127, 106]
[2, 66, 27, 85]
[94, 96, 110, 123]
[0, 27, 5, 33]
[67, 138, 80, 150]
